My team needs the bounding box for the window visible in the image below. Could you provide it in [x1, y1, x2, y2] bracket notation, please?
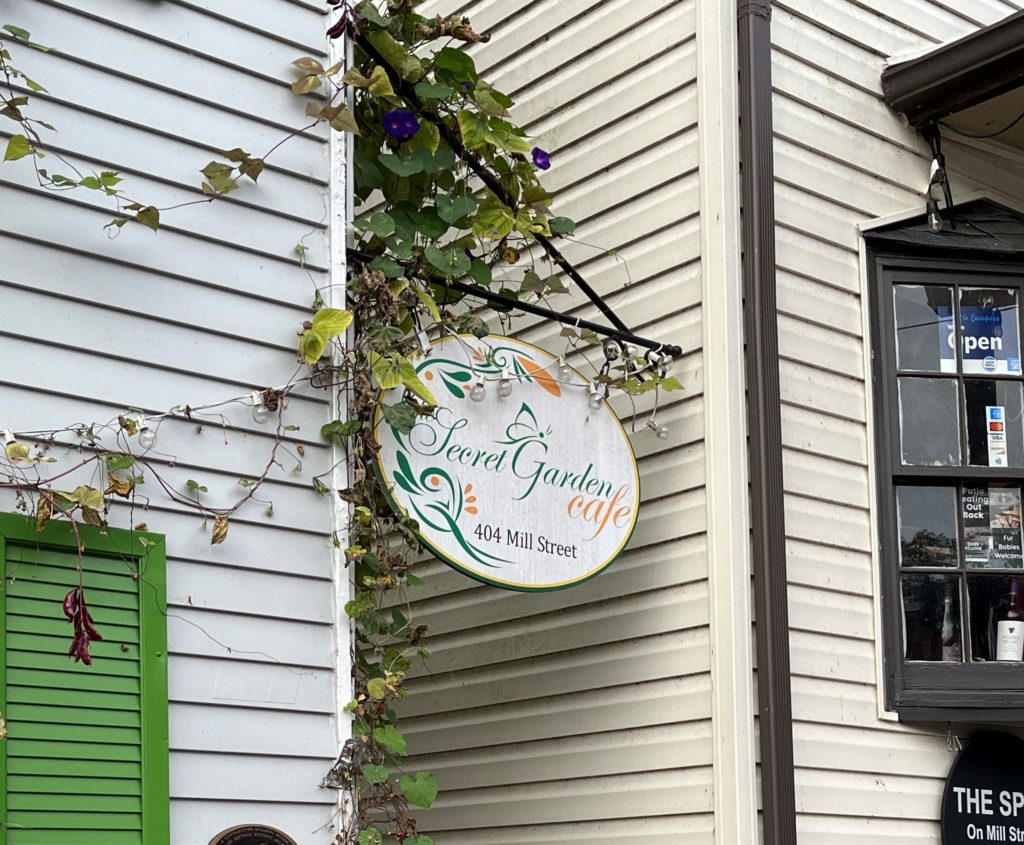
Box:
[0, 514, 169, 842]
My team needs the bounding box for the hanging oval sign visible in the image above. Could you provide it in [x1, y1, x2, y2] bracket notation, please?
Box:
[209, 826, 298, 845]
[375, 335, 640, 591]
[942, 731, 1024, 844]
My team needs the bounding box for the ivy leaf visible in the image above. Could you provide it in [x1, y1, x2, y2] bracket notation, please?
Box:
[425, 245, 471, 278]
[357, 829, 383, 845]
[211, 515, 229, 545]
[414, 81, 453, 99]
[239, 158, 264, 183]
[382, 402, 416, 435]
[660, 376, 684, 391]
[4, 134, 32, 161]
[378, 154, 424, 177]
[322, 420, 362, 440]
[549, 216, 576, 236]
[367, 677, 388, 700]
[372, 724, 408, 756]
[291, 74, 322, 95]
[398, 357, 437, 405]
[456, 110, 487, 151]
[292, 56, 325, 74]
[311, 308, 353, 341]
[135, 206, 160, 231]
[415, 289, 441, 323]
[356, 212, 395, 238]
[368, 352, 402, 391]
[67, 486, 104, 511]
[78, 176, 102, 190]
[472, 197, 515, 242]
[434, 46, 477, 82]
[469, 259, 492, 286]
[436, 194, 479, 224]
[362, 764, 389, 785]
[367, 65, 395, 98]
[399, 771, 439, 808]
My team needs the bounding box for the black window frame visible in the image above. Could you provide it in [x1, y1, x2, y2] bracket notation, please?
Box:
[871, 248, 1024, 721]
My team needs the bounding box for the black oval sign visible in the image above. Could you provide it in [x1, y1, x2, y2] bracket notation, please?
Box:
[209, 825, 298, 845]
[942, 731, 1024, 844]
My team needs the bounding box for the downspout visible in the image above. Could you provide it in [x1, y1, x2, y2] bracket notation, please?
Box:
[737, 2, 798, 843]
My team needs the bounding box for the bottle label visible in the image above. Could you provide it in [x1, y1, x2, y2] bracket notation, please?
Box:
[942, 644, 962, 662]
[997, 620, 1024, 661]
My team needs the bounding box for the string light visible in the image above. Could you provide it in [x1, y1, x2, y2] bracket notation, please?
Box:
[496, 368, 513, 398]
[647, 419, 669, 440]
[470, 378, 486, 403]
[588, 383, 605, 411]
[251, 391, 271, 424]
[137, 416, 157, 451]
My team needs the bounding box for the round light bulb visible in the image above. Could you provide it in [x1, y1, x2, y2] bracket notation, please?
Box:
[470, 382, 486, 403]
[588, 388, 603, 411]
[138, 427, 157, 450]
[656, 424, 669, 440]
[252, 403, 271, 424]
[928, 211, 943, 233]
[559, 363, 572, 381]
[497, 378, 513, 398]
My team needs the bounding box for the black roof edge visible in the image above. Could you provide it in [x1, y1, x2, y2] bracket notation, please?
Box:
[882, 11, 1024, 127]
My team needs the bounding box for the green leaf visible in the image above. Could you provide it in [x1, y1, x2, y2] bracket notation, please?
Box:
[425, 245, 471, 278]
[291, 74, 322, 95]
[345, 591, 375, 619]
[367, 65, 395, 97]
[378, 154, 424, 177]
[2, 25, 30, 40]
[357, 829, 383, 845]
[368, 352, 402, 391]
[372, 724, 408, 756]
[321, 419, 362, 440]
[22, 76, 47, 94]
[368, 256, 404, 278]
[456, 110, 488, 151]
[99, 171, 122, 188]
[405, 837, 435, 845]
[311, 308, 353, 341]
[415, 289, 441, 323]
[67, 486, 104, 510]
[358, 3, 390, 26]
[434, 47, 477, 81]
[414, 82, 453, 99]
[357, 212, 395, 238]
[239, 158, 264, 182]
[222, 147, 251, 162]
[416, 207, 449, 239]
[399, 771, 439, 808]
[485, 117, 532, 154]
[78, 176, 102, 190]
[660, 376, 684, 391]
[367, 677, 388, 700]
[398, 357, 438, 405]
[201, 161, 234, 180]
[469, 259, 492, 286]
[4, 134, 32, 161]
[437, 193, 479, 224]
[135, 206, 160, 231]
[549, 216, 576, 236]
[472, 197, 515, 242]
[367, 29, 422, 81]
[473, 81, 512, 116]
[292, 56, 325, 74]
[105, 454, 136, 472]
[299, 330, 325, 364]
[362, 764, 389, 785]
[382, 401, 417, 435]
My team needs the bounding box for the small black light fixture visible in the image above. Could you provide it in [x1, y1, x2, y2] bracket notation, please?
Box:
[921, 123, 956, 233]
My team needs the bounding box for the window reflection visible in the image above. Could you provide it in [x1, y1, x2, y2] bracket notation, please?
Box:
[894, 285, 953, 372]
[897, 486, 958, 567]
[898, 377, 961, 466]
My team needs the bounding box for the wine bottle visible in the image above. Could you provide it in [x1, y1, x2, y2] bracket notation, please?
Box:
[941, 585, 962, 662]
[996, 580, 1024, 661]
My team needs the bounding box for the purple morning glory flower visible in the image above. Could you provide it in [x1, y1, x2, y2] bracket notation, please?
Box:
[382, 110, 420, 141]
[531, 146, 551, 170]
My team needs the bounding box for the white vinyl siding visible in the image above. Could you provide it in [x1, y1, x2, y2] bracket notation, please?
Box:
[770, 1, 1024, 842]
[404, 0, 711, 841]
[0, 1, 340, 841]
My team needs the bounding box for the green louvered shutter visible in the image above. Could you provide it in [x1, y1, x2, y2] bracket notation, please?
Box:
[0, 515, 169, 845]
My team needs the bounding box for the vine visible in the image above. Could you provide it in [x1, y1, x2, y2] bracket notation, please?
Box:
[1, 3, 684, 844]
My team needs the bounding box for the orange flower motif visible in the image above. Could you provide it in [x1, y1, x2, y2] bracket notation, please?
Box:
[473, 348, 485, 362]
[518, 356, 561, 397]
[430, 476, 440, 487]
[465, 506, 478, 515]
[424, 371, 434, 381]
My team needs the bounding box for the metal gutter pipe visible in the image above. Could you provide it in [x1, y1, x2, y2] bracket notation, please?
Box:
[737, 2, 798, 842]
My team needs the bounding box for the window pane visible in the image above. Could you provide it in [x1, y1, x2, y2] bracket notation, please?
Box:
[902, 574, 961, 661]
[897, 485, 958, 567]
[967, 575, 1024, 661]
[898, 377, 961, 466]
[959, 287, 1021, 375]
[965, 380, 1024, 467]
[962, 484, 1023, 569]
[894, 284, 954, 372]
